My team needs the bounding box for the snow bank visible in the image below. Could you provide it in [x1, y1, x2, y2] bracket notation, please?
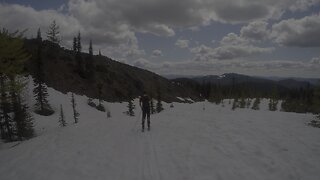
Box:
[0, 80, 320, 180]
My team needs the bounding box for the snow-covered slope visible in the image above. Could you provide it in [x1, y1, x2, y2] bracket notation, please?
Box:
[0, 80, 320, 180]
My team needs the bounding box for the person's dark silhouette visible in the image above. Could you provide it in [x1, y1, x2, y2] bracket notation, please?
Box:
[139, 92, 150, 132]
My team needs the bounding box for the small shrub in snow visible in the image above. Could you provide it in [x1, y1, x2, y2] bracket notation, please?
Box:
[126, 99, 135, 116]
[96, 103, 106, 112]
[87, 98, 96, 108]
[34, 106, 54, 116]
[309, 116, 320, 128]
[107, 110, 111, 118]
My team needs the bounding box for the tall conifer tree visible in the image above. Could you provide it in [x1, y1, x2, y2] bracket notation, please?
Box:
[33, 28, 53, 116]
[0, 29, 32, 141]
[46, 20, 60, 44]
[73, 37, 77, 53]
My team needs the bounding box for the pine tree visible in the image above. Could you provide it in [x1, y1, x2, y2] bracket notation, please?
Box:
[19, 103, 34, 139]
[0, 29, 30, 77]
[239, 97, 246, 108]
[74, 32, 86, 77]
[0, 76, 14, 141]
[127, 99, 135, 116]
[269, 86, 279, 111]
[58, 104, 67, 127]
[268, 99, 278, 111]
[0, 29, 31, 141]
[156, 91, 163, 113]
[46, 20, 60, 44]
[71, 93, 79, 123]
[86, 39, 94, 77]
[33, 82, 52, 115]
[10, 77, 20, 139]
[33, 28, 53, 116]
[37, 28, 42, 41]
[89, 40, 93, 56]
[252, 98, 260, 110]
[77, 32, 82, 53]
[9, 76, 34, 140]
[126, 91, 135, 116]
[73, 37, 77, 53]
[12, 91, 34, 140]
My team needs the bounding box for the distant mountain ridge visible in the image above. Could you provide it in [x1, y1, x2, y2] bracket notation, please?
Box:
[258, 76, 320, 86]
[170, 73, 319, 89]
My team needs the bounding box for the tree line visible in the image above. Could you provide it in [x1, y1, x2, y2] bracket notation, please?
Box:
[197, 80, 320, 120]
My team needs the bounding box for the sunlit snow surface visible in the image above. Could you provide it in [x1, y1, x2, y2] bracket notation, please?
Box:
[0, 79, 320, 180]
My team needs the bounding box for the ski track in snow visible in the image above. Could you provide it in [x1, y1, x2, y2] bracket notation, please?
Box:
[0, 86, 320, 180]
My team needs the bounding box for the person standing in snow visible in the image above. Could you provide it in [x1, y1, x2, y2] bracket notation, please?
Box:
[139, 91, 151, 132]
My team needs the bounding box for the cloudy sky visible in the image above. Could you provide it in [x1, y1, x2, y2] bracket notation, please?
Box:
[1, 0, 320, 78]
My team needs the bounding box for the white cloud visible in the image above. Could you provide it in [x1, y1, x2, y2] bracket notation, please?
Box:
[271, 14, 320, 47]
[2, 0, 318, 40]
[0, 3, 80, 40]
[175, 39, 190, 48]
[1, 0, 320, 68]
[240, 21, 270, 42]
[190, 32, 274, 61]
[213, 46, 274, 60]
[288, 0, 320, 12]
[133, 58, 151, 68]
[138, 24, 175, 37]
[151, 49, 163, 57]
[0, 2, 147, 61]
[190, 45, 212, 57]
[310, 56, 320, 64]
[220, 33, 249, 46]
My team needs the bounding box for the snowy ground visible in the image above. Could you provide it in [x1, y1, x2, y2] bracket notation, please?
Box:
[1, 83, 320, 180]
